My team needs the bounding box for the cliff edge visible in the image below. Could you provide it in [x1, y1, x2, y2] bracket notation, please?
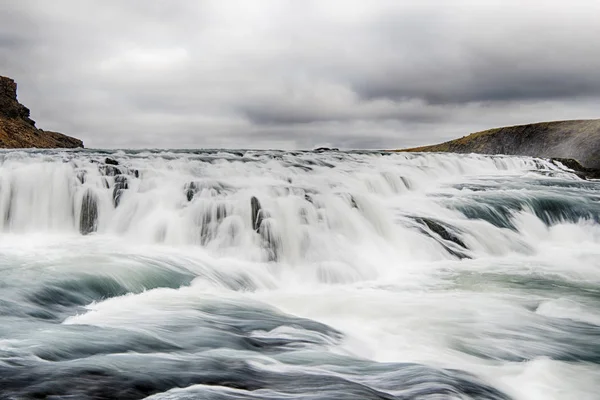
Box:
[399, 119, 600, 170]
[0, 76, 83, 149]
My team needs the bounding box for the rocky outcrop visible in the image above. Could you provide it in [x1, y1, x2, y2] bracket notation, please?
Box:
[0, 76, 83, 149]
[398, 119, 600, 170]
[550, 158, 600, 180]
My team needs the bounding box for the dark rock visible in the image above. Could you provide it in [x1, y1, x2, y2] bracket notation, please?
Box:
[259, 218, 281, 262]
[185, 182, 197, 202]
[415, 217, 470, 259]
[417, 218, 467, 248]
[105, 157, 119, 166]
[80, 190, 99, 235]
[550, 158, 600, 180]
[112, 176, 128, 207]
[314, 147, 339, 152]
[76, 171, 86, 184]
[400, 176, 412, 189]
[198, 202, 229, 245]
[99, 164, 122, 177]
[185, 181, 229, 202]
[250, 196, 263, 232]
[0, 76, 83, 148]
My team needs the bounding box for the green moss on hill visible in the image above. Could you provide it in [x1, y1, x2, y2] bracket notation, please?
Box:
[396, 119, 600, 169]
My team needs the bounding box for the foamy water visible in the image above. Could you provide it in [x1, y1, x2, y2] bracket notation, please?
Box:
[0, 149, 599, 399]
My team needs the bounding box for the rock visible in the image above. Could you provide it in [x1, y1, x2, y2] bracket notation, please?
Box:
[99, 164, 121, 177]
[76, 170, 86, 184]
[112, 176, 128, 207]
[313, 147, 339, 152]
[250, 196, 263, 232]
[418, 218, 466, 248]
[197, 202, 229, 245]
[105, 157, 119, 166]
[415, 217, 470, 259]
[185, 182, 197, 202]
[550, 158, 600, 180]
[259, 218, 281, 262]
[0, 76, 83, 148]
[79, 189, 99, 235]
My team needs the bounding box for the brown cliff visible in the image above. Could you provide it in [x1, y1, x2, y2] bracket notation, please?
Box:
[0, 76, 83, 149]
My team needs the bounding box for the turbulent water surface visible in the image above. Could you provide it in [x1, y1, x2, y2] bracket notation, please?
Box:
[1, 149, 599, 400]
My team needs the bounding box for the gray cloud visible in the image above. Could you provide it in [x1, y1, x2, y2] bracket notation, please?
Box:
[1, 0, 599, 149]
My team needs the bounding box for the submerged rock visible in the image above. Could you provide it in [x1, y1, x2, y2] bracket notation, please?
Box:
[79, 189, 99, 235]
[416, 217, 470, 259]
[259, 218, 281, 262]
[113, 175, 128, 207]
[550, 158, 600, 180]
[250, 196, 263, 232]
[185, 182, 197, 202]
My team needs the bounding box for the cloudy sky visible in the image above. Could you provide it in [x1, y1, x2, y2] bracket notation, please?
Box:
[1, 0, 599, 149]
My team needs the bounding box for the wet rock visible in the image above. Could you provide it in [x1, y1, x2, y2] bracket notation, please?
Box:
[198, 202, 229, 245]
[259, 218, 281, 262]
[415, 217, 470, 259]
[417, 218, 466, 248]
[550, 158, 600, 180]
[185, 182, 197, 202]
[79, 189, 99, 235]
[105, 157, 119, 166]
[76, 170, 86, 184]
[250, 196, 263, 232]
[112, 176, 128, 207]
[400, 176, 412, 189]
[99, 164, 121, 177]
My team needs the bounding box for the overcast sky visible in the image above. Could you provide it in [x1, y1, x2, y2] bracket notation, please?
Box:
[1, 0, 599, 149]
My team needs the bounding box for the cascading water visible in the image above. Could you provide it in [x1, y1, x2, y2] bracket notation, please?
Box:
[1, 149, 599, 399]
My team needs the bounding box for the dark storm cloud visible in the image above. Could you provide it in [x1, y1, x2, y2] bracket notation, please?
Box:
[0, 0, 599, 149]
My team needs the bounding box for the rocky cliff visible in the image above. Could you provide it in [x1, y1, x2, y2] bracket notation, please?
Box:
[400, 119, 600, 170]
[0, 76, 83, 149]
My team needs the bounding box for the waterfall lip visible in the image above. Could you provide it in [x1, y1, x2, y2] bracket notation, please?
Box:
[0, 150, 599, 399]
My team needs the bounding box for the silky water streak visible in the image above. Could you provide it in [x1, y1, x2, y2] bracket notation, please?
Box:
[0, 149, 599, 400]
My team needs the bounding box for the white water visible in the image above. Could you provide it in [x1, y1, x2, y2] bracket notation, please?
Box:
[1, 149, 599, 399]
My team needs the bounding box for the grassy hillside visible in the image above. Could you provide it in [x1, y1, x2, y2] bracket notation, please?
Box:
[397, 119, 600, 169]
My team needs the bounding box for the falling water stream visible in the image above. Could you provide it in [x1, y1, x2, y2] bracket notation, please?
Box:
[0, 149, 599, 399]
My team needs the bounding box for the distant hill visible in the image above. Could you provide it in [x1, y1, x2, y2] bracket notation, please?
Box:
[399, 119, 600, 169]
[0, 76, 83, 149]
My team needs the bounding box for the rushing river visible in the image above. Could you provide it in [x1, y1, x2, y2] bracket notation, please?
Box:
[0, 149, 599, 400]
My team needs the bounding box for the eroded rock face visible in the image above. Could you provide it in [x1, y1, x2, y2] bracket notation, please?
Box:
[0, 76, 83, 149]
